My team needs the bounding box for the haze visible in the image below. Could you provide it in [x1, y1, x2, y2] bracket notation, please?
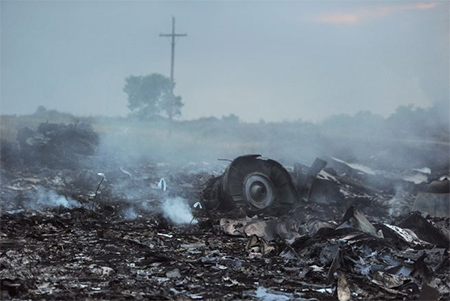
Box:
[1, 1, 448, 123]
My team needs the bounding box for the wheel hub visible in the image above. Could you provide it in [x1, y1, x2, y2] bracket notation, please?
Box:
[244, 173, 275, 209]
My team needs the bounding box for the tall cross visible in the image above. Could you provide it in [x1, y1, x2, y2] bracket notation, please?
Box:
[159, 16, 187, 84]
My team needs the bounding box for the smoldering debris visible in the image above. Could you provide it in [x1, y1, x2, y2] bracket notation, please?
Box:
[1, 123, 449, 300]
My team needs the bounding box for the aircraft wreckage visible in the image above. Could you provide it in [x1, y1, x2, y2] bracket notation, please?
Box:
[202, 154, 449, 219]
[1, 122, 449, 300]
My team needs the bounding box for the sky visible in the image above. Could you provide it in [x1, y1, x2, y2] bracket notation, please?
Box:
[1, 0, 448, 123]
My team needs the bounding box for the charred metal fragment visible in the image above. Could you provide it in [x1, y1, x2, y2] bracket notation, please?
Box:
[308, 178, 343, 205]
[293, 158, 327, 195]
[397, 212, 450, 247]
[203, 155, 298, 216]
[294, 158, 344, 205]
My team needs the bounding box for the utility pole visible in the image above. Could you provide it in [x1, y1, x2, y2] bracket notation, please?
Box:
[159, 17, 187, 135]
[159, 16, 187, 85]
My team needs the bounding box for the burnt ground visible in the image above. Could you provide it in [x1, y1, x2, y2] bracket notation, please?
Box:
[1, 206, 256, 300]
[1, 161, 449, 300]
[1, 123, 449, 300]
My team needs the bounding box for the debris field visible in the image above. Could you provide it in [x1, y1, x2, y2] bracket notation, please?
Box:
[1, 123, 449, 300]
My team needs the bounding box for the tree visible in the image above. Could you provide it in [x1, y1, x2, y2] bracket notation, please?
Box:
[123, 73, 183, 120]
[160, 93, 183, 122]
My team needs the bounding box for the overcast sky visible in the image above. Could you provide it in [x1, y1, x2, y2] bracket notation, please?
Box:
[1, 1, 448, 122]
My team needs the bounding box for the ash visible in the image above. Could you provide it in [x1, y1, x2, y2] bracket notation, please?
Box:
[1, 123, 449, 300]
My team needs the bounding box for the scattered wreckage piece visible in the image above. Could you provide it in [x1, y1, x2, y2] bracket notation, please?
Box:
[203, 155, 337, 216]
[397, 211, 450, 248]
[294, 158, 345, 205]
[202, 154, 411, 218]
[203, 155, 298, 216]
[338, 206, 383, 238]
[217, 205, 449, 299]
[324, 156, 419, 194]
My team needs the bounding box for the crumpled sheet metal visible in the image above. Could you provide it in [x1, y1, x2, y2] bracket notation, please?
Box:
[337, 206, 384, 238]
[397, 211, 450, 248]
[219, 205, 449, 299]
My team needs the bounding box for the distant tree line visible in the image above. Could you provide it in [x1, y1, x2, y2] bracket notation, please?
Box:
[29, 94, 449, 145]
[321, 100, 449, 142]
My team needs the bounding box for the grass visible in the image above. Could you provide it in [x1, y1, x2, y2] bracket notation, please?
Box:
[1, 109, 448, 170]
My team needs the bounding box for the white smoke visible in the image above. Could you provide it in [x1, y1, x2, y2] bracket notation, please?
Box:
[387, 185, 409, 217]
[26, 186, 81, 210]
[122, 207, 138, 220]
[162, 197, 197, 225]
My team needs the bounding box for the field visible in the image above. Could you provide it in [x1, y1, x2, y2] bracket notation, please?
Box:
[0, 109, 449, 300]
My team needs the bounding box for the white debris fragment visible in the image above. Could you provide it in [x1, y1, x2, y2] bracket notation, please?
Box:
[180, 242, 205, 249]
[88, 264, 115, 277]
[347, 163, 376, 175]
[315, 288, 334, 294]
[331, 157, 376, 175]
[188, 293, 203, 299]
[157, 233, 173, 238]
[403, 173, 428, 184]
[193, 202, 203, 209]
[119, 167, 133, 178]
[158, 178, 167, 192]
[255, 286, 290, 300]
[383, 223, 429, 246]
[413, 167, 431, 174]
[100, 266, 115, 276]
